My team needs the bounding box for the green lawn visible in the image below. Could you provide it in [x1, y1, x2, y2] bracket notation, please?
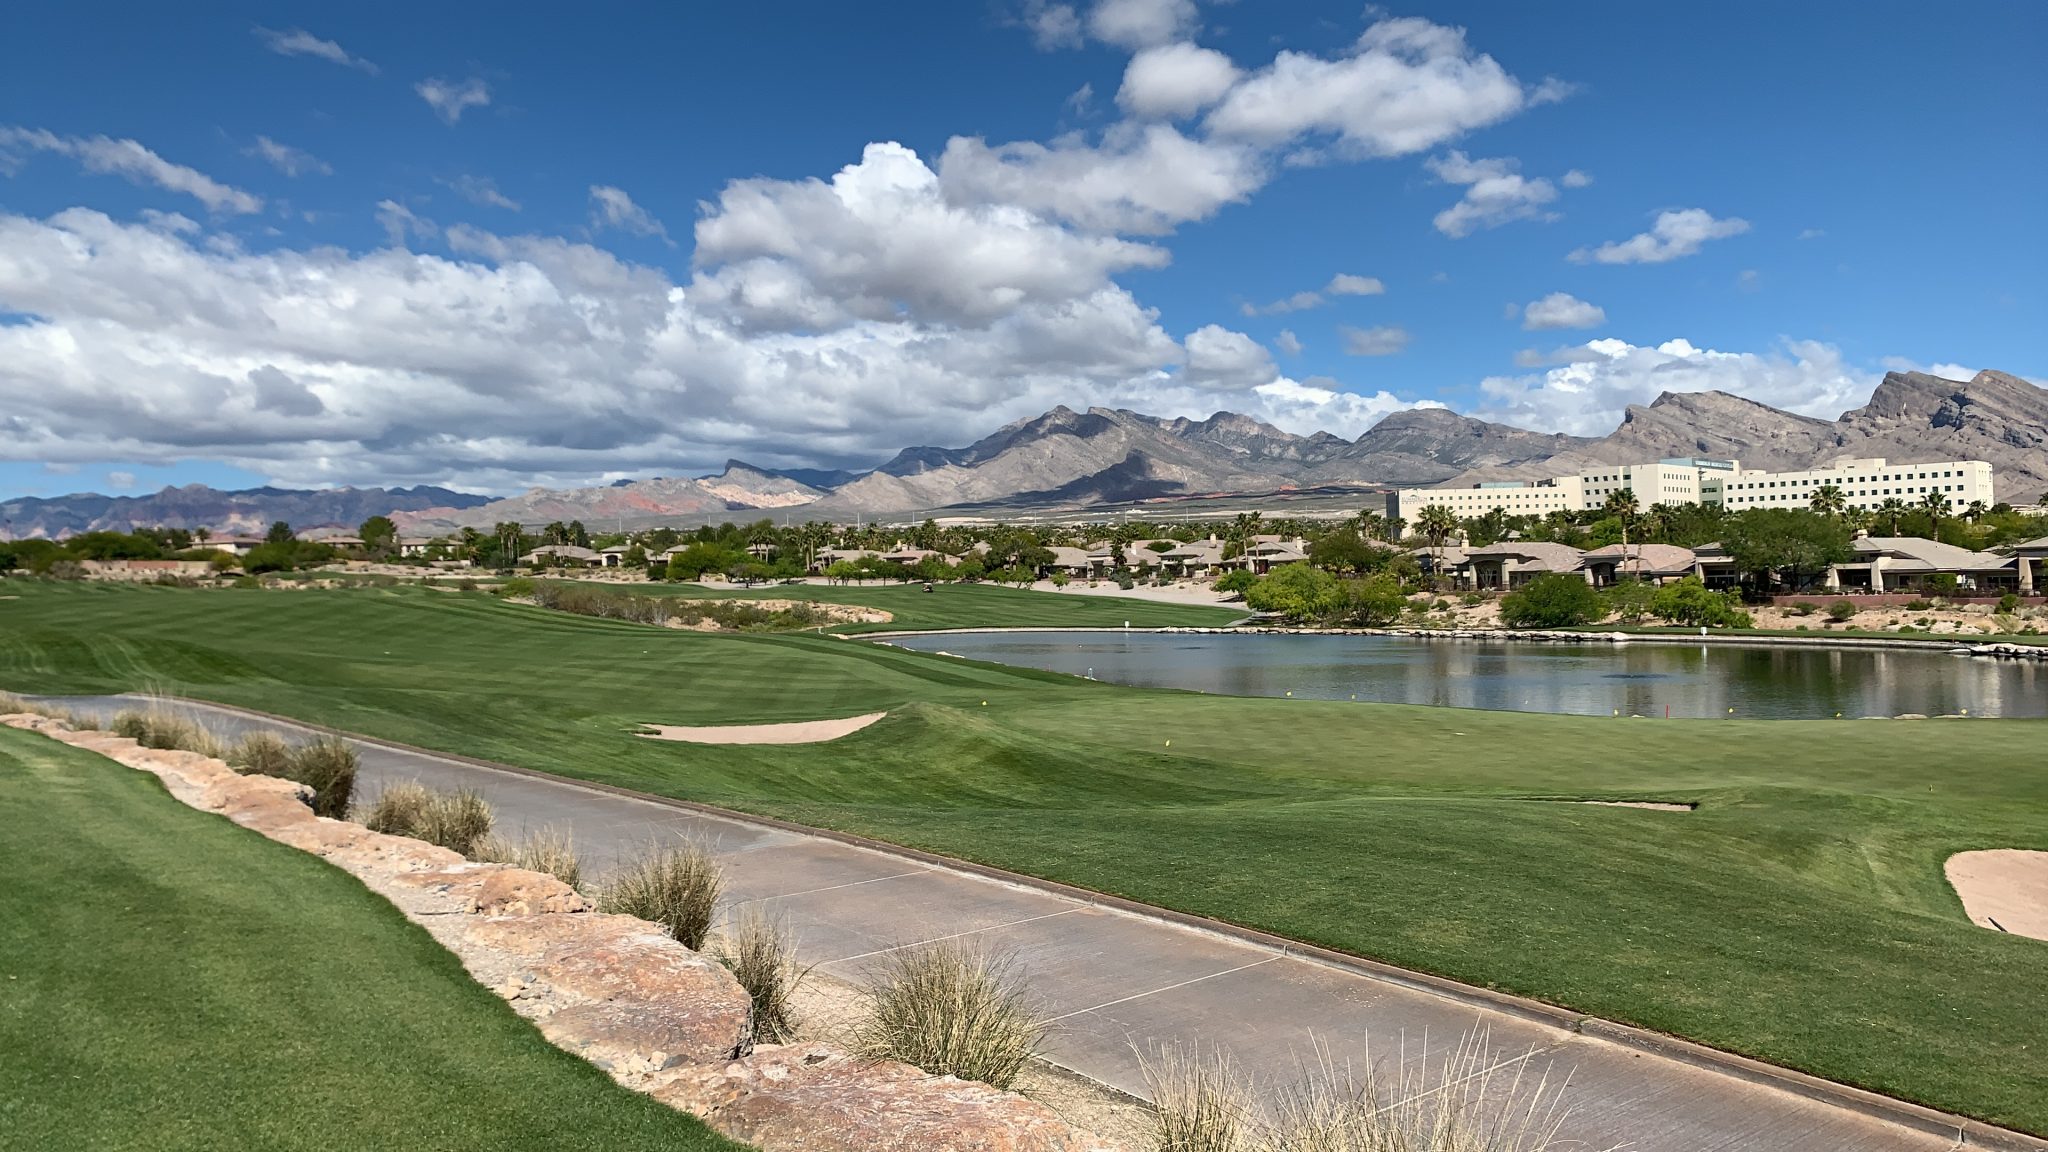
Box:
[614, 577, 1248, 633]
[3, 580, 2045, 1135]
[0, 723, 748, 1152]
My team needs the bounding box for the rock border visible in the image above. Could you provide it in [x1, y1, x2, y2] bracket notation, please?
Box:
[0, 711, 1126, 1152]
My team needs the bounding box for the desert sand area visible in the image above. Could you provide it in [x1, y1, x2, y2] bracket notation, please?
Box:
[636, 712, 888, 744]
[1946, 849, 2048, 941]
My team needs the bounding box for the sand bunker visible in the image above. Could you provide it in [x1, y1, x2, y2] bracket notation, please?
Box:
[1946, 849, 2048, 941]
[636, 712, 887, 745]
[1580, 800, 1695, 812]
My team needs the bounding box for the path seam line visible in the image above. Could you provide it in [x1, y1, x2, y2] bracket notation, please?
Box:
[1044, 955, 1281, 1024]
[821, 907, 1082, 966]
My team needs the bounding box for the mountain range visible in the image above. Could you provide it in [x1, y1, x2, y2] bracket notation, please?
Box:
[5, 369, 2042, 538]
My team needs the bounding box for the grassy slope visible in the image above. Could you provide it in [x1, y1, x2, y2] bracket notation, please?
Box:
[0, 723, 747, 1152]
[595, 578, 1247, 633]
[2, 581, 2044, 1134]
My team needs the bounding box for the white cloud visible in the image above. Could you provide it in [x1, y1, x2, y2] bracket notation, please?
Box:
[1427, 152, 1564, 237]
[375, 200, 435, 248]
[1248, 377, 1439, 438]
[1205, 18, 1541, 158]
[0, 127, 263, 214]
[416, 77, 491, 125]
[1118, 42, 1241, 119]
[1325, 273, 1383, 296]
[1881, 356, 1978, 382]
[1180, 323, 1276, 390]
[254, 27, 377, 74]
[1064, 82, 1096, 118]
[248, 135, 330, 178]
[1520, 291, 1604, 331]
[1241, 290, 1322, 316]
[442, 174, 520, 211]
[588, 185, 671, 243]
[107, 470, 137, 489]
[1341, 324, 1410, 356]
[939, 123, 1262, 236]
[1798, 227, 1825, 240]
[1275, 329, 1302, 356]
[1561, 169, 1592, 188]
[1570, 208, 1749, 265]
[1476, 336, 1868, 435]
[1088, 0, 1199, 49]
[1020, 1, 1085, 50]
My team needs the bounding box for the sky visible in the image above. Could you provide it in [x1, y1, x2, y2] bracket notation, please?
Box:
[1, 1, 2042, 499]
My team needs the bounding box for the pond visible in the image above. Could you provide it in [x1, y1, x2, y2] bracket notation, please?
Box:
[889, 631, 2048, 719]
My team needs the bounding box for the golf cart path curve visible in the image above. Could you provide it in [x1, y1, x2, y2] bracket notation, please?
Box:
[52, 695, 2043, 1152]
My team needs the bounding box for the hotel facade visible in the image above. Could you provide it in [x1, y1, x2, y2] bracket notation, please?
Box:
[1389, 456, 1995, 524]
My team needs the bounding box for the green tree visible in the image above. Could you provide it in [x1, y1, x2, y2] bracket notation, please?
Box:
[1499, 572, 1603, 628]
[1213, 569, 1258, 596]
[1340, 574, 1408, 626]
[1874, 498, 1908, 535]
[1603, 489, 1640, 555]
[1244, 563, 1343, 623]
[1721, 508, 1854, 591]
[1604, 578, 1657, 625]
[1415, 504, 1460, 578]
[265, 520, 295, 545]
[1650, 576, 1752, 627]
[359, 515, 398, 554]
[1307, 528, 1387, 575]
[1809, 484, 1845, 518]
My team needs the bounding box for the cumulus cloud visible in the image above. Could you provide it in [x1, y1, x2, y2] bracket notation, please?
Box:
[0, 127, 263, 214]
[1179, 323, 1277, 390]
[1428, 152, 1568, 237]
[1248, 377, 1439, 438]
[254, 27, 378, 74]
[1019, 1, 1085, 49]
[1118, 42, 1240, 119]
[1519, 291, 1604, 331]
[1089, 0, 1199, 50]
[1275, 329, 1302, 356]
[589, 185, 671, 243]
[1561, 169, 1592, 188]
[1204, 18, 1542, 159]
[1325, 273, 1383, 296]
[1476, 336, 1869, 435]
[939, 123, 1263, 236]
[1570, 208, 1749, 265]
[248, 135, 330, 177]
[1241, 290, 1322, 317]
[107, 470, 137, 489]
[416, 77, 491, 124]
[374, 200, 435, 248]
[1341, 325, 1410, 356]
[441, 174, 520, 211]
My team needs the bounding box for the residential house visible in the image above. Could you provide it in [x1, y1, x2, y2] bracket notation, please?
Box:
[1461, 542, 1588, 590]
[2013, 536, 2048, 595]
[1242, 536, 1309, 574]
[517, 544, 604, 567]
[1825, 535, 2013, 594]
[1158, 537, 1227, 578]
[1580, 544, 1699, 587]
[397, 536, 439, 557]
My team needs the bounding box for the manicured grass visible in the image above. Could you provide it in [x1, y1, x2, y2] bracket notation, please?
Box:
[2, 580, 2045, 1134]
[0, 722, 748, 1152]
[603, 577, 1247, 633]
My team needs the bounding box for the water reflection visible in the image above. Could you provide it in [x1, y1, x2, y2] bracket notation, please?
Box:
[896, 633, 2048, 719]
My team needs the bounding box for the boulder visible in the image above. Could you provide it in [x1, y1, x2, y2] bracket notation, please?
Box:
[471, 868, 587, 915]
[650, 1043, 1126, 1152]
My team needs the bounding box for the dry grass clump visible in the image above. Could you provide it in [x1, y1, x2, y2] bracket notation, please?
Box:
[363, 780, 494, 856]
[852, 941, 1046, 1090]
[0, 692, 87, 728]
[474, 825, 584, 891]
[227, 732, 358, 819]
[1145, 1028, 1591, 1152]
[1141, 1041, 1251, 1152]
[597, 839, 724, 950]
[110, 701, 227, 758]
[714, 907, 807, 1044]
[228, 730, 294, 777]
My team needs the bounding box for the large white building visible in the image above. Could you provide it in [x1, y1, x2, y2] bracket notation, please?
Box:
[1389, 456, 1994, 524]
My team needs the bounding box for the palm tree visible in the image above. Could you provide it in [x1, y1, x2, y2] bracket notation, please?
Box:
[1603, 488, 1640, 558]
[1415, 504, 1460, 583]
[1355, 510, 1386, 542]
[1809, 484, 1846, 518]
[1920, 490, 1951, 540]
[1965, 500, 1986, 523]
[1875, 498, 1908, 535]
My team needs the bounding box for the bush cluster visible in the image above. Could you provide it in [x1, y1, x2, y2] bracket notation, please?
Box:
[365, 781, 495, 856]
[228, 732, 359, 819]
[523, 582, 827, 632]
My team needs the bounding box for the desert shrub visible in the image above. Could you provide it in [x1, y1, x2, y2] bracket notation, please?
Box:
[284, 737, 359, 820]
[1245, 563, 1344, 623]
[1999, 592, 2021, 614]
[1905, 598, 1933, 612]
[110, 702, 226, 758]
[228, 731, 294, 777]
[1115, 572, 1136, 590]
[598, 839, 723, 950]
[1827, 600, 1858, 623]
[1339, 574, 1408, 626]
[0, 692, 88, 727]
[1499, 573, 1603, 628]
[1460, 592, 1485, 606]
[714, 908, 807, 1044]
[852, 941, 1045, 1089]
[1142, 1041, 1250, 1152]
[364, 781, 494, 855]
[474, 826, 584, 890]
[1213, 569, 1258, 596]
[1788, 601, 1819, 617]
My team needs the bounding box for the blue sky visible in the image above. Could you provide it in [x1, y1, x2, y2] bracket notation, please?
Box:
[1, 1, 2041, 498]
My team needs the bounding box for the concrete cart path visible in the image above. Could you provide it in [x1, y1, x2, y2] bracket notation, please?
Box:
[54, 696, 2018, 1152]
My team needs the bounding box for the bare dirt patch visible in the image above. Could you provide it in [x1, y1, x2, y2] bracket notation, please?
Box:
[1946, 849, 2048, 941]
[636, 712, 887, 745]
